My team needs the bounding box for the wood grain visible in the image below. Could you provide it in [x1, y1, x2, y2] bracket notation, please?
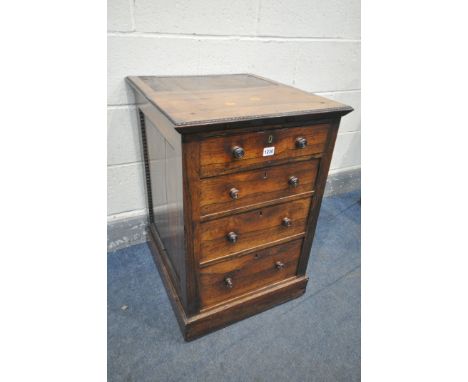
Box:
[127, 74, 353, 340]
[297, 118, 341, 275]
[181, 139, 202, 314]
[200, 159, 319, 216]
[200, 198, 311, 263]
[127, 74, 352, 129]
[200, 124, 329, 177]
[186, 276, 308, 340]
[199, 239, 303, 308]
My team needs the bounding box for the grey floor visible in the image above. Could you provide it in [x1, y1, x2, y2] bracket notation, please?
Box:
[108, 190, 361, 382]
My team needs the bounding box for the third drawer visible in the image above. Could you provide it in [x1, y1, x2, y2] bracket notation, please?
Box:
[199, 197, 311, 265]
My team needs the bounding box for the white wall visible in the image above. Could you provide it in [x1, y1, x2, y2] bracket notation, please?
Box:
[108, 0, 361, 221]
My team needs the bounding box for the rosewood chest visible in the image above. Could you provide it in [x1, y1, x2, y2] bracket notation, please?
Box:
[127, 74, 353, 340]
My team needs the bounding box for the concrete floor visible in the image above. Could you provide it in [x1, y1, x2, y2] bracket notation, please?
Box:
[108, 190, 361, 382]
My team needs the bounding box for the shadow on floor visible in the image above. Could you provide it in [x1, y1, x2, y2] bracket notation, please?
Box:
[108, 190, 361, 382]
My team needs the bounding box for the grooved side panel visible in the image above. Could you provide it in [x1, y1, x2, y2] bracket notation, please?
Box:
[145, 116, 185, 289]
[138, 109, 155, 223]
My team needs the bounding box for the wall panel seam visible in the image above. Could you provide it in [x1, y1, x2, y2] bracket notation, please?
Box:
[108, 161, 143, 169]
[107, 208, 147, 221]
[107, 31, 360, 42]
[128, 0, 136, 31]
[337, 130, 361, 136]
[329, 164, 361, 174]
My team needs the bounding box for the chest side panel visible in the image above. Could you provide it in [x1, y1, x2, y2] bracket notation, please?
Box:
[144, 116, 185, 285]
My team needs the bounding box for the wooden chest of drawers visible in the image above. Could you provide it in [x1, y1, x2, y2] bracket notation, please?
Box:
[127, 74, 353, 340]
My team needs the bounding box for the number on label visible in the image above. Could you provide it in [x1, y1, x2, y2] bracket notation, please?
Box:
[263, 147, 275, 156]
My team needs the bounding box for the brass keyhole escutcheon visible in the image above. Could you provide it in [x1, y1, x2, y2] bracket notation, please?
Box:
[268, 134, 273, 144]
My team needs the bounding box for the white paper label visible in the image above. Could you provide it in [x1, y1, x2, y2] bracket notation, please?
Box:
[263, 146, 275, 156]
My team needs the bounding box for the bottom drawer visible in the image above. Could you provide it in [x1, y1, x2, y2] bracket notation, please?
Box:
[199, 239, 302, 308]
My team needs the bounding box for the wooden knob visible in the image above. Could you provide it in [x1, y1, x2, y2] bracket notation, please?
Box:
[288, 176, 299, 187]
[226, 232, 238, 243]
[295, 137, 308, 149]
[282, 217, 292, 227]
[229, 188, 239, 199]
[224, 277, 233, 289]
[275, 261, 285, 270]
[232, 146, 245, 159]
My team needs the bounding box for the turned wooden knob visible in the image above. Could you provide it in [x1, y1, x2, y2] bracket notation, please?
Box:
[295, 137, 308, 149]
[226, 232, 238, 243]
[232, 146, 245, 159]
[229, 187, 239, 199]
[224, 277, 233, 289]
[282, 217, 292, 227]
[288, 176, 299, 187]
[275, 261, 285, 270]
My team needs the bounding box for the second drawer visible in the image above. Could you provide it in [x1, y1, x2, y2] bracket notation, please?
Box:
[200, 159, 319, 218]
[199, 197, 311, 264]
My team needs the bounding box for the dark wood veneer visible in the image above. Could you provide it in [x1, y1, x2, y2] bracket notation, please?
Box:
[199, 159, 319, 216]
[199, 124, 329, 177]
[199, 198, 311, 264]
[199, 239, 303, 308]
[128, 74, 352, 341]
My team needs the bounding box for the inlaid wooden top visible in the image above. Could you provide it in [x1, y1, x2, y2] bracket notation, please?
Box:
[127, 74, 352, 130]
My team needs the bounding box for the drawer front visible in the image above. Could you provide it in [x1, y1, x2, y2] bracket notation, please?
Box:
[199, 239, 303, 308]
[200, 198, 311, 264]
[200, 124, 330, 177]
[200, 159, 318, 217]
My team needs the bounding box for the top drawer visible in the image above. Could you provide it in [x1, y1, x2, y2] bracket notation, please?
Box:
[199, 123, 330, 177]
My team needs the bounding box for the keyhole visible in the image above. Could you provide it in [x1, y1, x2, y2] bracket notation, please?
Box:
[268, 135, 273, 144]
[259, 211, 263, 216]
[263, 171, 268, 179]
